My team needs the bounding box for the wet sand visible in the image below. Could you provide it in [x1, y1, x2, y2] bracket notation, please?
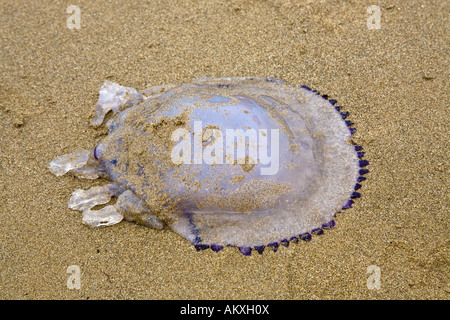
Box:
[0, 0, 448, 299]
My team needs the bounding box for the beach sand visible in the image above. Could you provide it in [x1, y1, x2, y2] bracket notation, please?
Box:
[0, 0, 448, 299]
